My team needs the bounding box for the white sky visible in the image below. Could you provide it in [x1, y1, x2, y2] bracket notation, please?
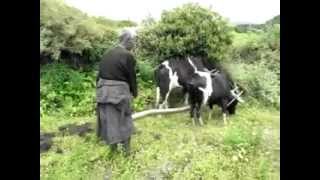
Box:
[64, 0, 280, 24]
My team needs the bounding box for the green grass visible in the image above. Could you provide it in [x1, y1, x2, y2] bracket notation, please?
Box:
[40, 104, 279, 180]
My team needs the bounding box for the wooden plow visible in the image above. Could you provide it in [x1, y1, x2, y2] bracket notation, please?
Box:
[132, 106, 190, 120]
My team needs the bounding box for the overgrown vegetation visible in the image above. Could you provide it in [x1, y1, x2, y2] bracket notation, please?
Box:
[40, 1, 279, 179]
[226, 23, 280, 107]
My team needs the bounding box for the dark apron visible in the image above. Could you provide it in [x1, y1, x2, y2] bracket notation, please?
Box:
[96, 79, 133, 145]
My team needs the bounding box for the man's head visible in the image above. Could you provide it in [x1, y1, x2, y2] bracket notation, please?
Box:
[119, 29, 136, 51]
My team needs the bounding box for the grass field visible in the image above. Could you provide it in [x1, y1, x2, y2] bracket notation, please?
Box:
[40, 104, 279, 180]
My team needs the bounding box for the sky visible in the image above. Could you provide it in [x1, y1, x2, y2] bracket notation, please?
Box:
[64, 0, 280, 25]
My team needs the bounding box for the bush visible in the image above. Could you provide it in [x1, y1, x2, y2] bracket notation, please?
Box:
[225, 23, 280, 108]
[40, 63, 96, 117]
[226, 62, 280, 108]
[136, 3, 232, 63]
[132, 75, 155, 112]
[40, 62, 156, 116]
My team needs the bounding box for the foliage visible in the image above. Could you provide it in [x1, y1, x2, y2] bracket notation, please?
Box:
[226, 23, 280, 108]
[231, 23, 279, 64]
[40, 0, 136, 64]
[136, 3, 233, 63]
[235, 15, 279, 33]
[40, 63, 96, 117]
[40, 62, 156, 117]
[226, 59, 279, 108]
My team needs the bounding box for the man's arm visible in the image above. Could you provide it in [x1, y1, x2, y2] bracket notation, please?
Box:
[127, 54, 138, 97]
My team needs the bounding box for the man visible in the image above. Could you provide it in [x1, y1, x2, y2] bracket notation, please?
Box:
[96, 30, 137, 155]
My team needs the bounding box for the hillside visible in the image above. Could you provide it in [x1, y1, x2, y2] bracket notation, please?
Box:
[235, 15, 280, 33]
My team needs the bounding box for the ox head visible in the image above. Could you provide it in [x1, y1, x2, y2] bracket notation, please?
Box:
[208, 69, 244, 103]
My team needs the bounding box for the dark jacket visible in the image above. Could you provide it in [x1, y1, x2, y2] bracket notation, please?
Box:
[97, 46, 137, 97]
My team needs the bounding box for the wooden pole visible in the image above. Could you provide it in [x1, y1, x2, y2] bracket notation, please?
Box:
[132, 106, 190, 120]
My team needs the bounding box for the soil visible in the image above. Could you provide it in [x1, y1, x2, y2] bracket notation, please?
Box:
[40, 132, 55, 153]
[58, 122, 94, 137]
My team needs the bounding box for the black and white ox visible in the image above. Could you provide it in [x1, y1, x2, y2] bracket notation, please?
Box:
[154, 56, 243, 125]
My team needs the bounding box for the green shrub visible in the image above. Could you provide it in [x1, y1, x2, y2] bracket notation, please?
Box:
[40, 63, 96, 117]
[136, 60, 155, 82]
[132, 76, 155, 112]
[226, 62, 279, 108]
[40, 62, 156, 116]
[136, 3, 232, 63]
[226, 24, 280, 108]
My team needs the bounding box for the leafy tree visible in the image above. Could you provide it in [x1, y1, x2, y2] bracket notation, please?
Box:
[136, 3, 233, 63]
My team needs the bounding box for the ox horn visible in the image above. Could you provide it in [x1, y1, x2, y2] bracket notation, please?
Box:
[209, 69, 219, 75]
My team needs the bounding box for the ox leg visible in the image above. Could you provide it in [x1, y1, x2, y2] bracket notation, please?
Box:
[207, 104, 213, 121]
[196, 103, 204, 126]
[184, 93, 189, 106]
[221, 99, 228, 125]
[190, 104, 196, 126]
[160, 88, 171, 109]
[208, 109, 213, 121]
[223, 113, 227, 125]
[189, 94, 198, 126]
[192, 116, 196, 126]
[159, 93, 168, 109]
[199, 114, 204, 126]
[192, 107, 196, 126]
